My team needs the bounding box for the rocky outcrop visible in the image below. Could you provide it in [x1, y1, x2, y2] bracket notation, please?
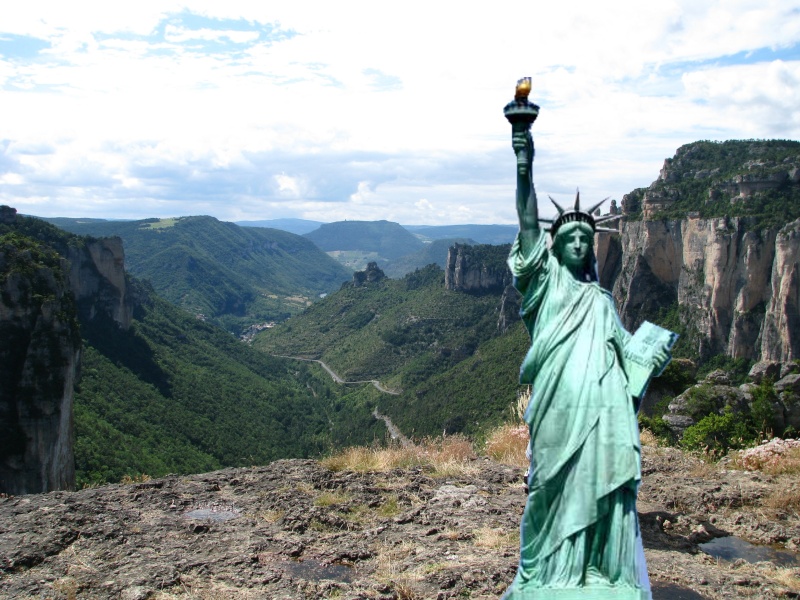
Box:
[1, 454, 798, 599]
[596, 141, 800, 364]
[497, 284, 522, 333]
[444, 243, 512, 293]
[662, 363, 800, 438]
[350, 261, 386, 287]
[0, 221, 80, 495]
[761, 219, 800, 363]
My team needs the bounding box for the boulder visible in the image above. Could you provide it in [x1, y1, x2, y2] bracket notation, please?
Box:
[749, 361, 782, 383]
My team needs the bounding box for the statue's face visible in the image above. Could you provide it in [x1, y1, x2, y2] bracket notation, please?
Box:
[555, 223, 592, 270]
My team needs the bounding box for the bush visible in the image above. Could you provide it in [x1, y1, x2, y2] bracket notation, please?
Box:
[681, 410, 752, 456]
[750, 379, 779, 437]
[684, 385, 719, 421]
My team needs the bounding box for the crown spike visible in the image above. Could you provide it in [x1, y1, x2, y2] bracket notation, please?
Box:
[548, 195, 566, 215]
[595, 214, 623, 224]
[574, 189, 581, 211]
[596, 226, 621, 233]
[586, 197, 609, 215]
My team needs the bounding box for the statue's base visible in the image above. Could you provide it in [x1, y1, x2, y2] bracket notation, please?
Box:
[506, 586, 651, 600]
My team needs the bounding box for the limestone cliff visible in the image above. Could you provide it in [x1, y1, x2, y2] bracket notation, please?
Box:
[67, 236, 132, 329]
[0, 217, 80, 494]
[444, 243, 512, 293]
[0, 206, 132, 494]
[597, 141, 800, 363]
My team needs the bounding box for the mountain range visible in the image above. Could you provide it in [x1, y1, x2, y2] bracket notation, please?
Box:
[41, 215, 352, 335]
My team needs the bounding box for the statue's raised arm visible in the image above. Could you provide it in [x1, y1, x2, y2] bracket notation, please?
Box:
[503, 78, 540, 249]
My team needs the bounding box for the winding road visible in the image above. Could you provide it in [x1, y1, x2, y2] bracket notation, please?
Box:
[273, 355, 401, 395]
[275, 355, 408, 443]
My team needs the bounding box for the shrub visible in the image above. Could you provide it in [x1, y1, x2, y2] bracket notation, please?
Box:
[683, 384, 719, 421]
[750, 379, 779, 437]
[680, 410, 752, 456]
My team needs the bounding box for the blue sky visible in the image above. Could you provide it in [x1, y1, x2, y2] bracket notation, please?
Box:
[1, 1, 799, 225]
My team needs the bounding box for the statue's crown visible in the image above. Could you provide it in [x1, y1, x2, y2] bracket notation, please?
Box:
[542, 190, 622, 237]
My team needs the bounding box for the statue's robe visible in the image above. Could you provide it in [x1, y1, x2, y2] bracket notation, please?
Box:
[503, 232, 651, 600]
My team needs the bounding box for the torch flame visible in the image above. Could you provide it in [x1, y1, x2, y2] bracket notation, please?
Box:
[515, 77, 532, 100]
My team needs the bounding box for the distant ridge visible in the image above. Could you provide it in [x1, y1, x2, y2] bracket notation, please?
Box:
[304, 220, 424, 262]
[236, 218, 323, 235]
[404, 224, 517, 245]
[383, 237, 476, 279]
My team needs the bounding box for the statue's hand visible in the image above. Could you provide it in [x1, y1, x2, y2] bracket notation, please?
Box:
[652, 348, 671, 375]
[512, 130, 531, 157]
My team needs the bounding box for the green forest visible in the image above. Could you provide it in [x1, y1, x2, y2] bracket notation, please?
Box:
[74, 285, 385, 486]
[628, 139, 800, 226]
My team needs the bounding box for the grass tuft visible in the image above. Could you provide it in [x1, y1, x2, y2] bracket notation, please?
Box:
[484, 423, 529, 468]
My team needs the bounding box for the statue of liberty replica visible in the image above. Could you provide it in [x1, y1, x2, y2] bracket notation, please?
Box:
[501, 78, 674, 600]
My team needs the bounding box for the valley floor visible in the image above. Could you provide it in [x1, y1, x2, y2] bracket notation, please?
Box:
[1, 447, 799, 599]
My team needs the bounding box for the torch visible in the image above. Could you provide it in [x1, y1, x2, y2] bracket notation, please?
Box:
[503, 77, 539, 176]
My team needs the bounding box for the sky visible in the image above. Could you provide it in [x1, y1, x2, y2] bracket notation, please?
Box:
[1, 1, 799, 226]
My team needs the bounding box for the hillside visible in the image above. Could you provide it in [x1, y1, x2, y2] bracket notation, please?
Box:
[75, 280, 383, 487]
[624, 139, 800, 225]
[253, 259, 528, 439]
[42, 215, 351, 335]
[1, 209, 382, 488]
[235, 217, 323, 234]
[304, 220, 425, 270]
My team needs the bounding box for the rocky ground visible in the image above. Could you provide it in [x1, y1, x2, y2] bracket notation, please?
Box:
[1, 446, 799, 600]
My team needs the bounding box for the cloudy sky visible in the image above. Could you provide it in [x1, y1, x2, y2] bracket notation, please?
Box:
[1, 1, 799, 226]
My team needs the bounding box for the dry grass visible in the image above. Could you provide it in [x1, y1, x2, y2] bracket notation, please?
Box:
[314, 490, 352, 507]
[639, 428, 659, 448]
[473, 526, 520, 550]
[322, 435, 477, 477]
[120, 473, 151, 485]
[52, 577, 78, 600]
[372, 540, 425, 598]
[376, 494, 401, 518]
[484, 423, 529, 468]
[483, 387, 531, 468]
[728, 560, 800, 594]
[763, 483, 800, 513]
[257, 509, 284, 523]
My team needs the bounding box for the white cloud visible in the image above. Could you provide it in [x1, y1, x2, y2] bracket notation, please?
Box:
[0, 1, 799, 224]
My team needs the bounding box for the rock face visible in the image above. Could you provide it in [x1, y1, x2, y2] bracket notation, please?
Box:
[0, 207, 132, 494]
[597, 216, 799, 364]
[351, 262, 386, 287]
[596, 141, 800, 363]
[0, 220, 80, 495]
[67, 236, 132, 329]
[444, 243, 512, 293]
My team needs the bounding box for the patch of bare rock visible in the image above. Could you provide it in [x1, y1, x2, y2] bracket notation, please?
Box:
[1, 451, 799, 599]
